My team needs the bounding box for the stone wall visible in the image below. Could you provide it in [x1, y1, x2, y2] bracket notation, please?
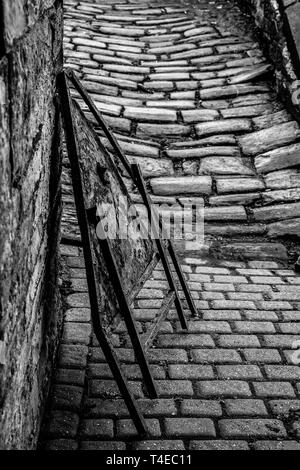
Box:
[242, 0, 300, 117]
[0, 0, 63, 449]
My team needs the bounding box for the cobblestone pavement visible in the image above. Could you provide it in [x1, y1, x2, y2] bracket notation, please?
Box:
[40, 244, 300, 450]
[39, 0, 300, 450]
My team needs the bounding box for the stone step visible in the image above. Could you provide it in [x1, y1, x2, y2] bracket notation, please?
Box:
[150, 176, 212, 195]
[126, 156, 174, 178]
[199, 84, 269, 100]
[255, 142, 300, 174]
[199, 157, 254, 176]
[209, 193, 261, 206]
[252, 202, 300, 222]
[204, 223, 266, 236]
[124, 106, 177, 122]
[216, 178, 265, 194]
[204, 206, 247, 221]
[137, 123, 191, 137]
[267, 219, 300, 238]
[228, 64, 272, 84]
[181, 109, 219, 123]
[195, 119, 252, 137]
[238, 122, 300, 156]
[210, 243, 287, 261]
[166, 146, 239, 158]
[264, 169, 300, 190]
[261, 188, 300, 205]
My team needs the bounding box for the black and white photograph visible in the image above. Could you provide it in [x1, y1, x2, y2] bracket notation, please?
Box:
[1, 0, 300, 456]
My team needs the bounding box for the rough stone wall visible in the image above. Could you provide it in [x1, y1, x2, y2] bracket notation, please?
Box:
[0, 0, 63, 449]
[243, 0, 300, 116]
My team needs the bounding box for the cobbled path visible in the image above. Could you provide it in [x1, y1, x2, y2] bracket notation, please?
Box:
[39, 0, 300, 450]
[62, 0, 300, 240]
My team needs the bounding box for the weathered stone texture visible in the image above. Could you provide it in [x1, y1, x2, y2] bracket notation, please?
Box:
[2, 0, 56, 50]
[0, 0, 63, 450]
[244, 0, 300, 116]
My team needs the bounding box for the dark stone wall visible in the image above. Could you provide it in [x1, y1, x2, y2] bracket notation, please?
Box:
[243, 0, 300, 117]
[0, 0, 63, 449]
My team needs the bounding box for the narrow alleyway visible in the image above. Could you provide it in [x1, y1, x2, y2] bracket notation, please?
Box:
[40, 0, 300, 450]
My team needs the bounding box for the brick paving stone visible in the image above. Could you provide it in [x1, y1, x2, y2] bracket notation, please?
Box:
[157, 333, 214, 348]
[83, 399, 129, 418]
[192, 349, 242, 363]
[219, 419, 287, 438]
[150, 176, 212, 196]
[155, 380, 194, 397]
[233, 321, 276, 334]
[59, 345, 89, 369]
[52, 385, 83, 412]
[216, 178, 265, 194]
[81, 441, 126, 450]
[189, 440, 250, 450]
[269, 399, 300, 416]
[55, 369, 85, 386]
[181, 109, 219, 123]
[196, 119, 252, 137]
[148, 348, 188, 363]
[134, 441, 185, 450]
[281, 311, 300, 321]
[250, 276, 284, 284]
[124, 106, 177, 122]
[66, 293, 90, 308]
[257, 302, 293, 310]
[188, 273, 212, 282]
[236, 269, 273, 276]
[277, 323, 300, 334]
[137, 299, 164, 308]
[253, 441, 300, 450]
[136, 399, 178, 417]
[212, 300, 256, 310]
[263, 335, 300, 348]
[214, 275, 248, 283]
[46, 410, 79, 438]
[204, 283, 235, 291]
[238, 284, 273, 292]
[181, 399, 222, 416]
[137, 123, 190, 136]
[264, 365, 300, 380]
[228, 292, 264, 301]
[217, 365, 263, 380]
[243, 311, 278, 321]
[185, 321, 231, 333]
[116, 419, 161, 438]
[218, 334, 261, 348]
[168, 364, 214, 379]
[196, 380, 252, 397]
[202, 310, 242, 320]
[243, 349, 283, 364]
[44, 440, 79, 450]
[253, 382, 295, 397]
[69, 278, 88, 291]
[225, 399, 268, 416]
[62, 323, 92, 345]
[164, 418, 216, 437]
[65, 308, 91, 323]
[89, 379, 143, 398]
[79, 419, 114, 439]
